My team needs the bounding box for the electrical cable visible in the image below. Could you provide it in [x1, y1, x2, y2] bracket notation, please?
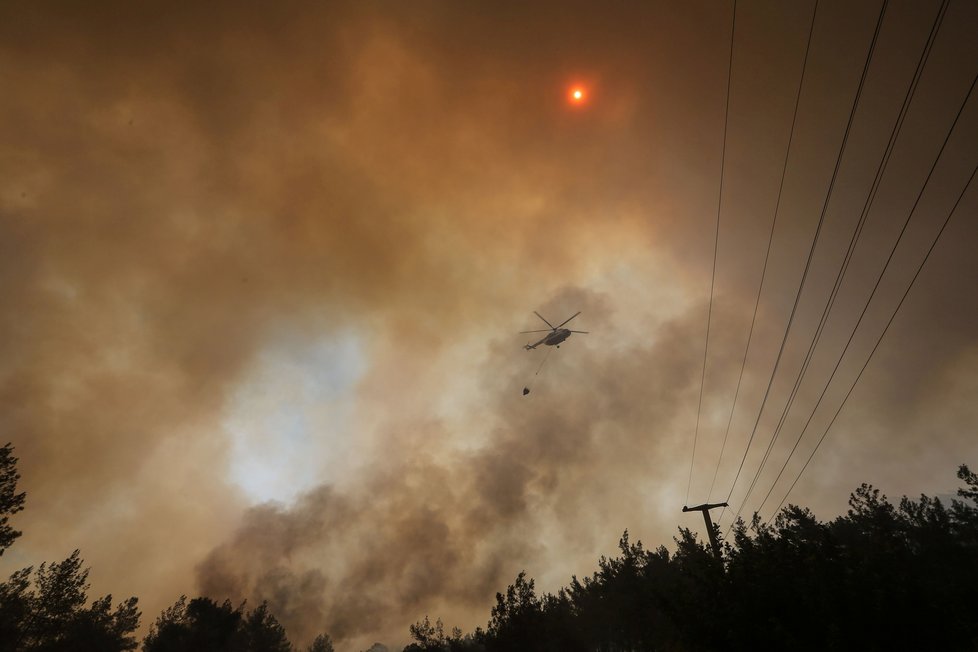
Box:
[687, 0, 737, 506]
[720, 0, 890, 522]
[729, 0, 949, 525]
[707, 0, 819, 502]
[772, 161, 977, 516]
[760, 68, 978, 517]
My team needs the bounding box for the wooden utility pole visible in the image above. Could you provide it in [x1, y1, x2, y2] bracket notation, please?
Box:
[682, 502, 728, 559]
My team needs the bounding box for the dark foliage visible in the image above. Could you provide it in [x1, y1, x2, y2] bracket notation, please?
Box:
[0, 444, 140, 652]
[0, 550, 140, 652]
[142, 596, 298, 652]
[0, 444, 335, 652]
[307, 633, 335, 652]
[405, 465, 978, 651]
[0, 443, 27, 556]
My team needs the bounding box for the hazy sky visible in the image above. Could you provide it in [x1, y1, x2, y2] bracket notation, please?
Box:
[2, 1, 977, 649]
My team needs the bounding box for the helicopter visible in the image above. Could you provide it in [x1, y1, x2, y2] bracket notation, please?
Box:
[521, 311, 588, 350]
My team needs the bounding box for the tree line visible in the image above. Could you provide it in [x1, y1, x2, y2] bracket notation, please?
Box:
[0, 443, 333, 652]
[3, 442, 978, 651]
[407, 465, 978, 651]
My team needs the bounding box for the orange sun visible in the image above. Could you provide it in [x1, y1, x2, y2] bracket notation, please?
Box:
[568, 86, 587, 105]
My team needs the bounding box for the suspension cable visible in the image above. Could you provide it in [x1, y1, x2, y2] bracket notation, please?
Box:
[687, 0, 737, 506]
[707, 0, 819, 502]
[772, 162, 977, 515]
[731, 0, 949, 524]
[760, 68, 977, 517]
[721, 0, 890, 521]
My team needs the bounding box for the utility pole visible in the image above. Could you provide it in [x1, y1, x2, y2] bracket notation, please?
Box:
[682, 502, 728, 559]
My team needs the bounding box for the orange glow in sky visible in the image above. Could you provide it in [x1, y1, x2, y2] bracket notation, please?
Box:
[568, 86, 587, 105]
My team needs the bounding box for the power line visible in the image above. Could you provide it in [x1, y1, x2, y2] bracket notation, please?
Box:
[721, 0, 890, 521]
[772, 162, 978, 516]
[707, 0, 819, 502]
[761, 67, 978, 517]
[746, 0, 949, 518]
[730, 0, 949, 524]
[687, 0, 737, 506]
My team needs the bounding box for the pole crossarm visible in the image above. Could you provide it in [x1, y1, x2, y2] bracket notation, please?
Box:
[682, 502, 728, 513]
[681, 502, 729, 559]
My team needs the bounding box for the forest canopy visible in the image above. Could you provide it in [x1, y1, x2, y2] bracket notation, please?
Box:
[407, 464, 978, 651]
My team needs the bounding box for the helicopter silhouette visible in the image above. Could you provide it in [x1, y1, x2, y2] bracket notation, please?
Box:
[521, 311, 588, 350]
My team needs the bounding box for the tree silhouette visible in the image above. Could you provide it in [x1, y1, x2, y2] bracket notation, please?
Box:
[405, 615, 481, 652]
[238, 602, 292, 652]
[402, 464, 978, 651]
[0, 550, 140, 652]
[0, 443, 27, 555]
[143, 596, 301, 652]
[307, 633, 335, 652]
[0, 445, 140, 652]
[1, 445, 333, 652]
[143, 596, 239, 651]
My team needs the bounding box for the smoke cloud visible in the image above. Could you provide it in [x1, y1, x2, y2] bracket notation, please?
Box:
[2, 1, 977, 649]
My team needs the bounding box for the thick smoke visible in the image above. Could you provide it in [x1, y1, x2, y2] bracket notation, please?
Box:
[2, 1, 977, 650]
[196, 289, 715, 646]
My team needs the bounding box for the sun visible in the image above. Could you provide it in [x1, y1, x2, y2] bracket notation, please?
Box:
[568, 86, 587, 105]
